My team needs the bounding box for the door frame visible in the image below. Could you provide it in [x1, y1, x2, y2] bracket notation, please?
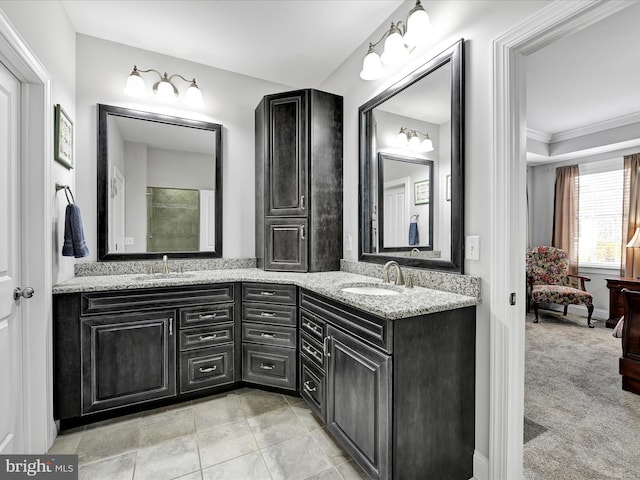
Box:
[489, 0, 634, 478]
[0, 11, 54, 452]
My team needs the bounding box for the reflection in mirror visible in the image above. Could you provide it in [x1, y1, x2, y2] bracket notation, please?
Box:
[377, 153, 434, 253]
[359, 39, 463, 272]
[98, 104, 223, 261]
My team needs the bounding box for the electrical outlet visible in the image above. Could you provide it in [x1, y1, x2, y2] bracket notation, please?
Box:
[466, 236, 480, 260]
[345, 233, 353, 252]
[125, 237, 134, 246]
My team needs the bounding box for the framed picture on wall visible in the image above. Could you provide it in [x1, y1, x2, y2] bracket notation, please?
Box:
[414, 180, 430, 205]
[54, 104, 73, 169]
[446, 174, 451, 201]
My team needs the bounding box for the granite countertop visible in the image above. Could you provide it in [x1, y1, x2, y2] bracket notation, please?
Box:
[52, 268, 478, 320]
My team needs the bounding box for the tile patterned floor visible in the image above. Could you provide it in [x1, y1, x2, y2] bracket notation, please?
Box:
[48, 388, 368, 480]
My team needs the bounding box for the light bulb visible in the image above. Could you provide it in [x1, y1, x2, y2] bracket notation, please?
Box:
[404, 1, 430, 47]
[422, 136, 434, 151]
[124, 70, 146, 97]
[360, 47, 383, 80]
[185, 81, 204, 107]
[381, 24, 408, 65]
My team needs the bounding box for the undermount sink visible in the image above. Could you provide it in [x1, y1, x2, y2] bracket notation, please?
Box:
[133, 273, 196, 281]
[341, 285, 400, 296]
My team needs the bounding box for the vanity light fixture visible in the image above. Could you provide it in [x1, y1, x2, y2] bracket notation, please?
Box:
[124, 66, 204, 107]
[359, 0, 430, 80]
[396, 126, 434, 152]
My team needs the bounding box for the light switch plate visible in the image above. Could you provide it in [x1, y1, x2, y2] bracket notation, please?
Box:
[124, 237, 134, 246]
[466, 236, 480, 260]
[344, 233, 353, 252]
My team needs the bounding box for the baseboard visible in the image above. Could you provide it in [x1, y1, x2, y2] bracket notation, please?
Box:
[472, 450, 489, 480]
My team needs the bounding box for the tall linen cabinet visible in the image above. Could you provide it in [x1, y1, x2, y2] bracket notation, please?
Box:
[255, 89, 343, 272]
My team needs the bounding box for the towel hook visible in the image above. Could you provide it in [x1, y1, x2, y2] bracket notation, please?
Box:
[55, 183, 75, 205]
[410, 214, 420, 222]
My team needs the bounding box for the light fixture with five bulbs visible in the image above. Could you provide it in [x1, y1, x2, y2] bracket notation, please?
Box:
[124, 66, 204, 107]
[396, 126, 434, 152]
[360, 0, 431, 81]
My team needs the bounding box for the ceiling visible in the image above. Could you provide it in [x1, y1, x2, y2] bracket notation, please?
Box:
[526, 1, 640, 164]
[60, 0, 403, 87]
[60, 0, 640, 165]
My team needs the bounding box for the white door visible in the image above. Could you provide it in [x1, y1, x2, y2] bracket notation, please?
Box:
[383, 178, 410, 248]
[0, 60, 24, 454]
[110, 166, 125, 252]
[199, 189, 216, 251]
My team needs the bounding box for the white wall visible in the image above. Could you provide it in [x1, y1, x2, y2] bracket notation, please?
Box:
[0, 0, 76, 284]
[75, 33, 292, 260]
[319, 0, 553, 460]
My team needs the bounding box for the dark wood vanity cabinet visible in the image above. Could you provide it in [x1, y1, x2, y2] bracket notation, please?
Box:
[299, 290, 476, 480]
[241, 283, 298, 390]
[53, 284, 238, 422]
[255, 89, 343, 272]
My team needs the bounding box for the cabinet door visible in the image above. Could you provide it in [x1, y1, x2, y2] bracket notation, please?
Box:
[326, 326, 392, 480]
[81, 310, 176, 414]
[266, 92, 308, 217]
[265, 218, 308, 271]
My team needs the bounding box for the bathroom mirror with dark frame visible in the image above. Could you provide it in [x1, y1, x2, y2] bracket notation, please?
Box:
[359, 38, 464, 273]
[97, 104, 223, 261]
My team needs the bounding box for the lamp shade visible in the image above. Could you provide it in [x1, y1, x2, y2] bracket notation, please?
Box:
[408, 133, 421, 150]
[403, 1, 430, 47]
[627, 227, 640, 248]
[124, 71, 146, 97]
[185, 81, 204, 107]
[396, 129, 408, 146]
[360, 48, 383, 80]
[155, 78, 177, 101]
[422, 135, 434, 152]
[381, 25, 408, 65]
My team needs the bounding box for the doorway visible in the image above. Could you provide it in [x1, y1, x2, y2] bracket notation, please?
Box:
[489, 1, 633, 478]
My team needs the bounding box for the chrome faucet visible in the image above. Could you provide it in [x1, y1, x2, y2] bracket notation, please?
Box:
[382, 260, 405, 286]
[162, 255, 169, 274]
[410, 248, 420, 257]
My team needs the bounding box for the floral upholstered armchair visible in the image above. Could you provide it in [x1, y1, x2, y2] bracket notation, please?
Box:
[526, 246, 594, 328]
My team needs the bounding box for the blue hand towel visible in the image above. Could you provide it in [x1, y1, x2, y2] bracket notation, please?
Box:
[62, 204, 90, 258]
[408, 221, 419, 246]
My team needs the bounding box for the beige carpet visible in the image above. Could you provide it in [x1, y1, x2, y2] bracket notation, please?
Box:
[524, 309, 640, 479]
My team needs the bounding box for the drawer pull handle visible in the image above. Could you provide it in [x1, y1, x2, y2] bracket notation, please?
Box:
[169, 318, 173, 336]
[260, 332, 276, 338]
[303, 321, 321, 333]
[199, 334, 217, 341]
[260, 312, 276, 317]
[303, 344, 319, 357]
[260, 291, 276, 296]
[198, 313, 217, 320]
[303, 380, 317, 393]
[199, 366, 217, 373]
[259, 363, 276, 370]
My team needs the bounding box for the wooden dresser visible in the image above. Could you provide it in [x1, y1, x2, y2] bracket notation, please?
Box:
[606, 277, 640, 328]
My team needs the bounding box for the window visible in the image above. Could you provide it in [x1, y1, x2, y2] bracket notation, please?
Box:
[578, 160, 623, 268]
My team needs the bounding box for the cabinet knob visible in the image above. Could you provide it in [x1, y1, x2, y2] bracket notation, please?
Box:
[300, 225, 306, 240]
[259, 363, 276, 370]
[199, 366, 217, 373]
[260, 332, 276, 338]
[198, 313, 217, 320]
[303, 380, 317, 393]
[168, 318, 173, 336]
[199, 334, 217, 341]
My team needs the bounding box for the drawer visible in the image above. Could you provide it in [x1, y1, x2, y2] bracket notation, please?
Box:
[180, 344, 234, 393]
[300, 357, 325, 422]
[242, 303, 297, 326]
[81, 284, 234, 315]
[242, 283, 297, 305]
[179, 324, 234, 351]
[242, 344, 296, 390]
[300, 309, 325, 342]
[242, 323, 297, 349]
[300, 290, 392, 354]
[300, 332, 324, 369]
[179, 304, 234, 329]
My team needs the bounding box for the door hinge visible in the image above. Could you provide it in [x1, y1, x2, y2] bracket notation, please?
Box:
[509, 292, 516, 306]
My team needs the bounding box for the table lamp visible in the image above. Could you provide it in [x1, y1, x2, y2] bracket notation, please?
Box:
[626, 227, 640, 279]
